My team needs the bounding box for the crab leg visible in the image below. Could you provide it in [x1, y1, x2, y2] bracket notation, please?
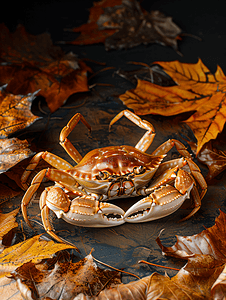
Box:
[179, 185, 201, 222]
[21, 168, 81, 228]
[21, 152, 73, 189]
[109, 110, 155, 152]
[151, 139, 192, 158]
[59, 113, 91, 164]
[151, 139, 207, 199]
[21, 169, 47, 228]
[40, 189, 79, 250]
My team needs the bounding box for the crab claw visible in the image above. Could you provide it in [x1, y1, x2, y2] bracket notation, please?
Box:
[54, 197, 126, 227]
[124, 184, 193, 223]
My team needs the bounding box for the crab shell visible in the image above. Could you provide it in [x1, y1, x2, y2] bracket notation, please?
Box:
[66, 145, 165, 198]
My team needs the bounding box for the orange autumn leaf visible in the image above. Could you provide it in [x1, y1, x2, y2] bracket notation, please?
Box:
[0, 87, 40, 138]
[0, 24, 92, 112]
[120, 59, 226, 153]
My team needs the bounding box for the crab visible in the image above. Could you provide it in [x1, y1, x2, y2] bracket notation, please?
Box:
[21, 110, 207, 245]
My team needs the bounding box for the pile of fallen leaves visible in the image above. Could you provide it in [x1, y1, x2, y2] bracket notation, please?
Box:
[1, 208, 226, 299]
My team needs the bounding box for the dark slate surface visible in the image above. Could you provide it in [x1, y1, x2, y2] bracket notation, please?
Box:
[1, 0, 226, 283]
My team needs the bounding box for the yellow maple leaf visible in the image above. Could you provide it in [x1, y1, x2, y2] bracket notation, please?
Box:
[0, 234, 76, 278]
[120, 59, 226, 153]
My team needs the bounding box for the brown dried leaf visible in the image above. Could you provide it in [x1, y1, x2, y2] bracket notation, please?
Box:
[156, 210, 226, 261]
[171, 255, 224, 299]
[13, 253, 121, 299]
[0, 24, 92, 112]
[0, 138, 34, 173]
[71, 0, 182, 51]
[0, 87, 40, 138]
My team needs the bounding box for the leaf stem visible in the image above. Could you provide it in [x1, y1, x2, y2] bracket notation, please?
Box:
[93, 256, 140, 279]
[138, 260, 180, 271]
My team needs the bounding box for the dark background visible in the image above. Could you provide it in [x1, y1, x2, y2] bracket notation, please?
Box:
[1, 0, 226, 283]
[3, 0, 226, 72]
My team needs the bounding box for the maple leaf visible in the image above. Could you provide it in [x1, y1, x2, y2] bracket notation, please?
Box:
[0, 235, 76, 300]
[120, 59, 226, 153]
[0, 24, 92, 112]
[0, 138, 34, 173]
[0, 87, 40, 138]
[70, 0, 182, 51]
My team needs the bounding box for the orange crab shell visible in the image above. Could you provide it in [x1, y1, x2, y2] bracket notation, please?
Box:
[67, 145, 164, 184]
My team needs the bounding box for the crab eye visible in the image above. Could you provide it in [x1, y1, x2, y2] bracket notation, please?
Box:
[133, 166, 145, 175]
[96, 171, 109, 180]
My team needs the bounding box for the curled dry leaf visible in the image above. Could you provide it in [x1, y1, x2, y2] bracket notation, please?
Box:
[120, 59, 226, 153]
[0, 138, 34, 174]
[0, 24, 92, 112]
[71, 0, 182, 51]
[0, 87, 40, 138]
[0, 277, 23, 300]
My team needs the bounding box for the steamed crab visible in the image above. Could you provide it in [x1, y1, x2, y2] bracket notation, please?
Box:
[21, 110, 207, 244]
